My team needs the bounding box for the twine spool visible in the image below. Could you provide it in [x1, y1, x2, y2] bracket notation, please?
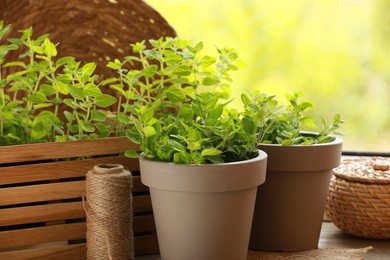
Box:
[86, 164, 134, 260]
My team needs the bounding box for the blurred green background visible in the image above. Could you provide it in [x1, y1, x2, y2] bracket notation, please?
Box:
[145, 0, 390, 152]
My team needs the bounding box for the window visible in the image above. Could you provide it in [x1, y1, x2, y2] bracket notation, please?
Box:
[146, 0, 390, 153]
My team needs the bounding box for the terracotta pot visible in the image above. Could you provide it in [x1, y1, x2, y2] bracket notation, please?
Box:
[249, 137, 342, 252]
[140, 150, 267, 260]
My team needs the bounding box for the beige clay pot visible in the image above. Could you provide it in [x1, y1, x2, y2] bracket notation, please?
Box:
[250, 137, 343, 252]
[140, 150, 267, 260]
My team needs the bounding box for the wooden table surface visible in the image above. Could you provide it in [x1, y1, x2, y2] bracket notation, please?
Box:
[136, 221, 390, 260]
[318, 221, 390, 260]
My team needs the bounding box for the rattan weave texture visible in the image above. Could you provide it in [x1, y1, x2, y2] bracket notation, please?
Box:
[0, 0, 176, 78]
[326, 157, 390, 239]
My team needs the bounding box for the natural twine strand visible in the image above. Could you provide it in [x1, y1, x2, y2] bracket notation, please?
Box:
[86, 164, 134, 260]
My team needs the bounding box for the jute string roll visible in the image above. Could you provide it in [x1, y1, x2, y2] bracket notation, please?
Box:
[86, 164, 134, 260]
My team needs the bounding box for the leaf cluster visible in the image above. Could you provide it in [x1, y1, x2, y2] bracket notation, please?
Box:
[108, 38, 344, 163]
[0, 23, 118, 145]
[126, 92, 259, 164]
[106, 37, 259, 163]
[0, 21, 345, 163]
[242, 90, 345, 145]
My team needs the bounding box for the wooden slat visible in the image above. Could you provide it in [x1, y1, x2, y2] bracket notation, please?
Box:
[1, 182, 150, 208]
[0, 137, 139, 164]
[0, 244, 86, 260]
[133, 215, 156, 233]
[0, 181, 85, 206]
[0, 136, 156, 258]
[0, 202, 85, 227]
[1, 202, 155, 232]
[134, 235, 159, 255]
[0, 235, 159, 259]
[132, 175, 149, 193]
[0, 223, 86, 250]
[133, 195, 153, 212]
[0, 156, 139, 185]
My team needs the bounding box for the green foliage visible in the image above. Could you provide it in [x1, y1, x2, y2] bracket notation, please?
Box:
[242, 90, 344, 145]
[0, 23, 118, 145]
[125, 92, 259, 164]
[110, 37, 259, 163]
[113, 38, 343, 164]
[0, 21, 344, 164]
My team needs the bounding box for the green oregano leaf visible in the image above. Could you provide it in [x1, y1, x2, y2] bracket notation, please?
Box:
[91, 110, 106, 121]
[202, 77, 220, 86]
[125, 150, 140, 158]
[143, 126, 157, 138]
[143, 65, 158, 78]
[173, 65, 191, 76]
[23, 92, 47, 103]
[81, 63, 97, 78]
[200, 56, 216, 67]
[242, 116, 256, 134]
[95, 94, 117, 108]
[43, 38, 57, 57]
[83, 83, 102, 97]
[166, 86, 186, 102]
[201, 149, 222, 157]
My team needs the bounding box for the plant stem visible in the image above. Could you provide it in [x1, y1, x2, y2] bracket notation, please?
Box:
[0, 68, 4, 140]
[48, 58, 59, 118]
[74, 111, 83, 139]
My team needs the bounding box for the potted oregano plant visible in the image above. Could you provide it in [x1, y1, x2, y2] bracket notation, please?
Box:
[0, 22, 158, 255]
[107, 37, 268, 260]
[244, 91, 344, 252]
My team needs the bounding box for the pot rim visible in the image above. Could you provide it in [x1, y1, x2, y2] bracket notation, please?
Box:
[139, 149, 268, 192]
[140, 149, 267, 168]
[257, 133, 343, 172]
[258, 133, 343, 148]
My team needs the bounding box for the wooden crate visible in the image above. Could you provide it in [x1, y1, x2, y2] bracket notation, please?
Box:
[0, 137, 158, 259]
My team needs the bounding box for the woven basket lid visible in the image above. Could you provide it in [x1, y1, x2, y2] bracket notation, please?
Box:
[333, 157, 390, 184]
[0, 0, 177, 78]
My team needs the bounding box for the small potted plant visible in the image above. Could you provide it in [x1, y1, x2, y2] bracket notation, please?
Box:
[108, 37, 268, 260]
[244, 91, 344, 252]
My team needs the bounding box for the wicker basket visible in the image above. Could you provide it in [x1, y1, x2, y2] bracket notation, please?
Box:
[326, 157, 390, 239]
[0, 0, 176, 111]
[0, 0, 176, 79]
